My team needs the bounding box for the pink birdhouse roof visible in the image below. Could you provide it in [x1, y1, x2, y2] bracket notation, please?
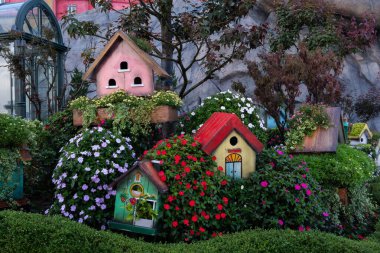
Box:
[83, 31, 170, 81]
[194, 112, 264, 155]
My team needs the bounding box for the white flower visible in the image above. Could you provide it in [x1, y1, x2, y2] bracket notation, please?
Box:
[241, 185, 244, 190]
[248, 123, 253, 128]
[191, 112, 195, 116]
[192, 129, 196, 134]
[85, 167, 91, 171]
[241, 114, 245, 119]
[221, 106, 226, 110]
[116, 138, 121, 144]
[119, 145, 125, 151]
[72, 174, 78, 180]
[226, 98, 231, 101]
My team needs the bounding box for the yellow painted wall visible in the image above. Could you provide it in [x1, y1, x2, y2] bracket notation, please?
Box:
[213, 130, 256, 178]
[44, 0, 54, 10]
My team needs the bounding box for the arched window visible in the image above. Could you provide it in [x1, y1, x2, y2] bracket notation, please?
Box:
[225, 153, 242, 179]
[120, 61, 128, 70]
[108, 79, 116, 87]
[134, 77, 142, 85]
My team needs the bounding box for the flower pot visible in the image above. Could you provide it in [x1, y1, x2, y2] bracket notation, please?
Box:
[337, 187, 348, 206]
[150, 106, 178, 123]
[72, 108, 112, 127]
[134, 218, 154, 228]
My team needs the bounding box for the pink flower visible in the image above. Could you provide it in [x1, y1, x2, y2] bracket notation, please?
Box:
[294, 184, 301, 191]
[260, 181, 268, 188]
[301, 183, 308, 189]
[306, 189, 312, 196]
[276, 150, 284, 155]
[298, 226, 304, 232]
[323, 212, 329, 217]
[295, 198, 300, 203]
[305, 168, 310, 172]
[278, 219, 284, 226]
[289, 155, 293, 159]
[302, 174, 307, 178]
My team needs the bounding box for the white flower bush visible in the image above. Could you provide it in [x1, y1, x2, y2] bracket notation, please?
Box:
[46, 127, 136, 229]
[179, 90, 267, 143]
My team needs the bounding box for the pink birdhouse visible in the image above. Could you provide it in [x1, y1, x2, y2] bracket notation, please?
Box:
[83, 31, 170, 97]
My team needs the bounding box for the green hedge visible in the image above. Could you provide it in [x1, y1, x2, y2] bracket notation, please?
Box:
[293, 145, 375, 187]
[0, 211, 380, 252]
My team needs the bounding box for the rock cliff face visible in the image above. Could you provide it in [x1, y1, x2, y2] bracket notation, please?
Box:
[63, 1, 380, 131]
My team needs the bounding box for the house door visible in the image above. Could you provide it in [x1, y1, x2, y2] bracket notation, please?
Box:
[225, 153, 242, 179]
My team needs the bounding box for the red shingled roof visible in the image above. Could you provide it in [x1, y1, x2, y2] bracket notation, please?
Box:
[194, 112, 264, 155]
[110, 160, 168, 193]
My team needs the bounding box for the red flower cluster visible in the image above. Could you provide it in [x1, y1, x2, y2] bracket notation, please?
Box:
[144, 134, 230, 242]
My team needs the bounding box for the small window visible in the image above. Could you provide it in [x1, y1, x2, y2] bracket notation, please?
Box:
[360, 138, 364, 143]
[134, 77, 142, 85]
[120, 61, 128, 70]
[108, 79, 116, 87]
[67, 4, 77, 14]
[230, 136, 238, 146]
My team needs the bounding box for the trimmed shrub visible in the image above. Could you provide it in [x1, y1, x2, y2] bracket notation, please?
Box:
[1, 211, 380, 253]
[293, 145, 376, 187]
[0, 113, 34, 148]
[178, 91, 267, 143]
[47, 127, 135, 229]
[226, 147, 328, 231]
[369, 176, 380, 205]
[144, 135, 231, 242]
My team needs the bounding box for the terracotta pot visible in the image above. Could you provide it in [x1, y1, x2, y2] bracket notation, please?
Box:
[150, 106, 178, 123]
[19, 144, 32, 162]
[337, 187, 349, 206]
[72, 108, 112, 127]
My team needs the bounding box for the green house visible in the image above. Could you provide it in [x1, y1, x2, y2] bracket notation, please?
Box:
[108, 160, 168, 235]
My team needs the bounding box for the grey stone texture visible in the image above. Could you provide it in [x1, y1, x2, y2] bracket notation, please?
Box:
[63, 1, 380, 131]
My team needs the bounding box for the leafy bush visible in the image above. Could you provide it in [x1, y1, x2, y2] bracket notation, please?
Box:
[24, 110, 79, 199]
[368, 176, 380, 205]
[1, 211, 380, 253]
[0, 113, 34, 148]
[226, 147, 327, 231]
[285, 104, 330, 151]
[47, 127, 136, 229]
[144, 135, 231, 242]
[178, 91, 267, 143]
[321, 186, 377, 239]
[293, 145, 376, 187]
[0, 148, 20, 200]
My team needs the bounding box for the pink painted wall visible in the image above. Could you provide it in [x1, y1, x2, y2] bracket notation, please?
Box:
[96, 39, 154, 97]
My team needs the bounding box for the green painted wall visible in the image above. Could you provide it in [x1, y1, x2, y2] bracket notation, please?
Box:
[0, 162, 23, 200]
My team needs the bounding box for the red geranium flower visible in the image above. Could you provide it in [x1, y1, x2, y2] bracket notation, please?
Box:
[172, 221, 178, 228]
[184, 167, 191, 173]
[168, 195, 175, 202]
[212, 156, 217, 161]
[204, 214, 210, 220]
[156, 150, 161, 155]
[191, 215, 198, 222]
[166, 143, 172, 148]
[175, 174, 181, 180]
[221, 213, 226, 219]
[222, 197, 228, 205]
[191, 142, 197, 147]
[179, 191, 184, 196]
[189, 200, 196, 207]
[212, 232, 217, 237]
[164, 204, 170, 210]
[217, 204, 223, 211]
[200, 157, 205, 162]
[206, 170, 214, 176]
[143, 150, 148, 155]
[160, 175, 167, 182]
[215, 214, 221, 220]
[183, 219, 189, 226]
[200, 191, 205, 197]
[190, 230, 194, 235]
[181, 139, 187, 145]
[217, 166, 223, 171]
[181, 161, 187, 167]
[220, 180, 228, 186]
[186, 183, 191, 189]
[161, 150, 167, 155]
[199, 227, 205, 233]
[158, 171, 165, 177]
[129, 198, 137, 205]
[175, 206, 180, 211]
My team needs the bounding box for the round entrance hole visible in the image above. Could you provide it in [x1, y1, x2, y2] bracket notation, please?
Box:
[230, 136, 238, 146]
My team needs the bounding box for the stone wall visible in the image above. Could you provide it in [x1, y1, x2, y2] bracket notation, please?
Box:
[63, 2, 380, 131]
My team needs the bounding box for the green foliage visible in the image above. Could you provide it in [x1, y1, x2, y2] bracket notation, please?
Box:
[286, 104, 330, 151]
[352, 144, 376, 160]
[0, 148, 20, 200]
[293, 145, 376, 187]
[272, 0, 377, 56]
[349, 123, 367, 138]
[47, 127, 136, 229]
[368, 176, 380, 205]
[226, 147, 326, 231]
[68, 68, 90, 101]
[24, 109, 79, 198]
[0, 113, 34, 148]
[125, 194, 158, 221]
[144, 135, 231, 242]
[178, 91, 267, 143]
[321, 186, 377, 239]
[2, 211, 380, 252]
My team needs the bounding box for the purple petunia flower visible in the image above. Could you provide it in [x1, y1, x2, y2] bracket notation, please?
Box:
[71, 205, 76, 212]
[82, 184, 88, 190]
[94, 152, 100, 157]
[78, 157, 84, 164]
[83, 195, 90, 202]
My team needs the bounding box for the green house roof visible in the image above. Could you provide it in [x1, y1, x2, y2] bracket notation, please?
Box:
[348, 123, 373, 140]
